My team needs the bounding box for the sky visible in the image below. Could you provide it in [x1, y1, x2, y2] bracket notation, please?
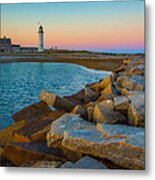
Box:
[0, 1, 144, 53]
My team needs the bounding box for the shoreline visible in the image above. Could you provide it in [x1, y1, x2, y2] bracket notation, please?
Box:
[0, 54, 131, 71]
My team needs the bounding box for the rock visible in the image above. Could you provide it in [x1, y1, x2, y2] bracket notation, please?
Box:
[39, 91, 76, 112]
[16, 110, 64, 142]
[46, 113, 94, 148]
[114, 65, 126, 73]
[101, 83, 117, 95]
[30, 161, 62, 168]
[60, 146, 82, 162]
[99, 75, 113, 88]
[96, 94, 114, 102]
[114, 96, 129, 111]
[117, 76, 144, 91]
[2, 142, 66, 166]
[120, 88, 132, 96]
[96, 123, 144, 140]
[93, 105, 127, 124]
[71, 105, 87, 119]
[132, 64, 144, 75]
[128, 91, 144, 96]
[61, 156, 107, 169]
[62, 124, 145, 170]
[12, 101, 51, 122]
[0, 120, 28, 146]
[88, 82, 101, 92]
[129, 75, 145, 86]
[127, 94, 145, 127]
[87, 106, 94, 121]
[30, 124, 51, 142]
[0, 155, 17, 167]
[85, 87, 100, 102]
[97, 100, 114, 110]
[123, 59, 130, 65]
[113, 81, 123, 93]
[67, 89, 85, 104]
[60, 161, 74, 168]
[88, 75, 113, 93]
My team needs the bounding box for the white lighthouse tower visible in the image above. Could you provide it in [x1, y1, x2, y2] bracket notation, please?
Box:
[38, 25, 44, 52]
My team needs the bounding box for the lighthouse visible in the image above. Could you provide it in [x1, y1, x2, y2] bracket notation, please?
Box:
[38, 25, 44, 52]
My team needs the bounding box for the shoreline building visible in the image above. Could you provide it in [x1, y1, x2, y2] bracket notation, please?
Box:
[38, 25, 44, 52]
[0, 36, 38, 53]
[0, 36, 12, 52]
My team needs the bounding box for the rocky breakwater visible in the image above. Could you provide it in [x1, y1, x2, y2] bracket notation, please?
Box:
[0, 56, 145, 169]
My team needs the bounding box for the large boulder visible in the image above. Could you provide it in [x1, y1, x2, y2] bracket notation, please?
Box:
[114, 96, 129, 111]
[85, 87, 100, 102]
[0, 120, 28, 146]
[2, 142, 66, 166]
[12, 101, 52, 122]
[117, 76, 144, 91]
[101, 84, 117, 95]
[69, 89, 85, 103]
[30, 124, 51, 142]
[96, 100, 114, 110]
[96, 94, 114, 103]
[39, 91, 76, 112]
[61, 156, 108, 169]
[15, 110, 64, 142]
[127, 94, 145, 127]
[46, 113, 94, 148]
[88, 75, 113, 93]
[132, 64, 145, 75]
[96, 123, 144, 140]
[71, 105, 87, 119]
[93, 105, 127, 124]
[62, 124, 145, 170]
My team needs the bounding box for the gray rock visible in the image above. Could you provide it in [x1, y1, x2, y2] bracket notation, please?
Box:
[46, 113, 95, 148]
[97, 123, 144, 148]
[127, 94, 145, 127]
[62, 124, 145, 169]
[85, 87, 99, 102]
[93, 105, 127, 124]
[61, 161, 75, 168]
[117, 76, 144, 91]
[97, 100, 114, 110]
[39, 91, 76, 112]
[114, 96, 129, 111]
[61, 156, 107, 169]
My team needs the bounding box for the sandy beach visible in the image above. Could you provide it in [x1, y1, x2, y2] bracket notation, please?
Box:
[0, 53, 144, 71]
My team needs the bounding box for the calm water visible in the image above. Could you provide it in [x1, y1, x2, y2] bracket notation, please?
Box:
[0, 62, 110, 129]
